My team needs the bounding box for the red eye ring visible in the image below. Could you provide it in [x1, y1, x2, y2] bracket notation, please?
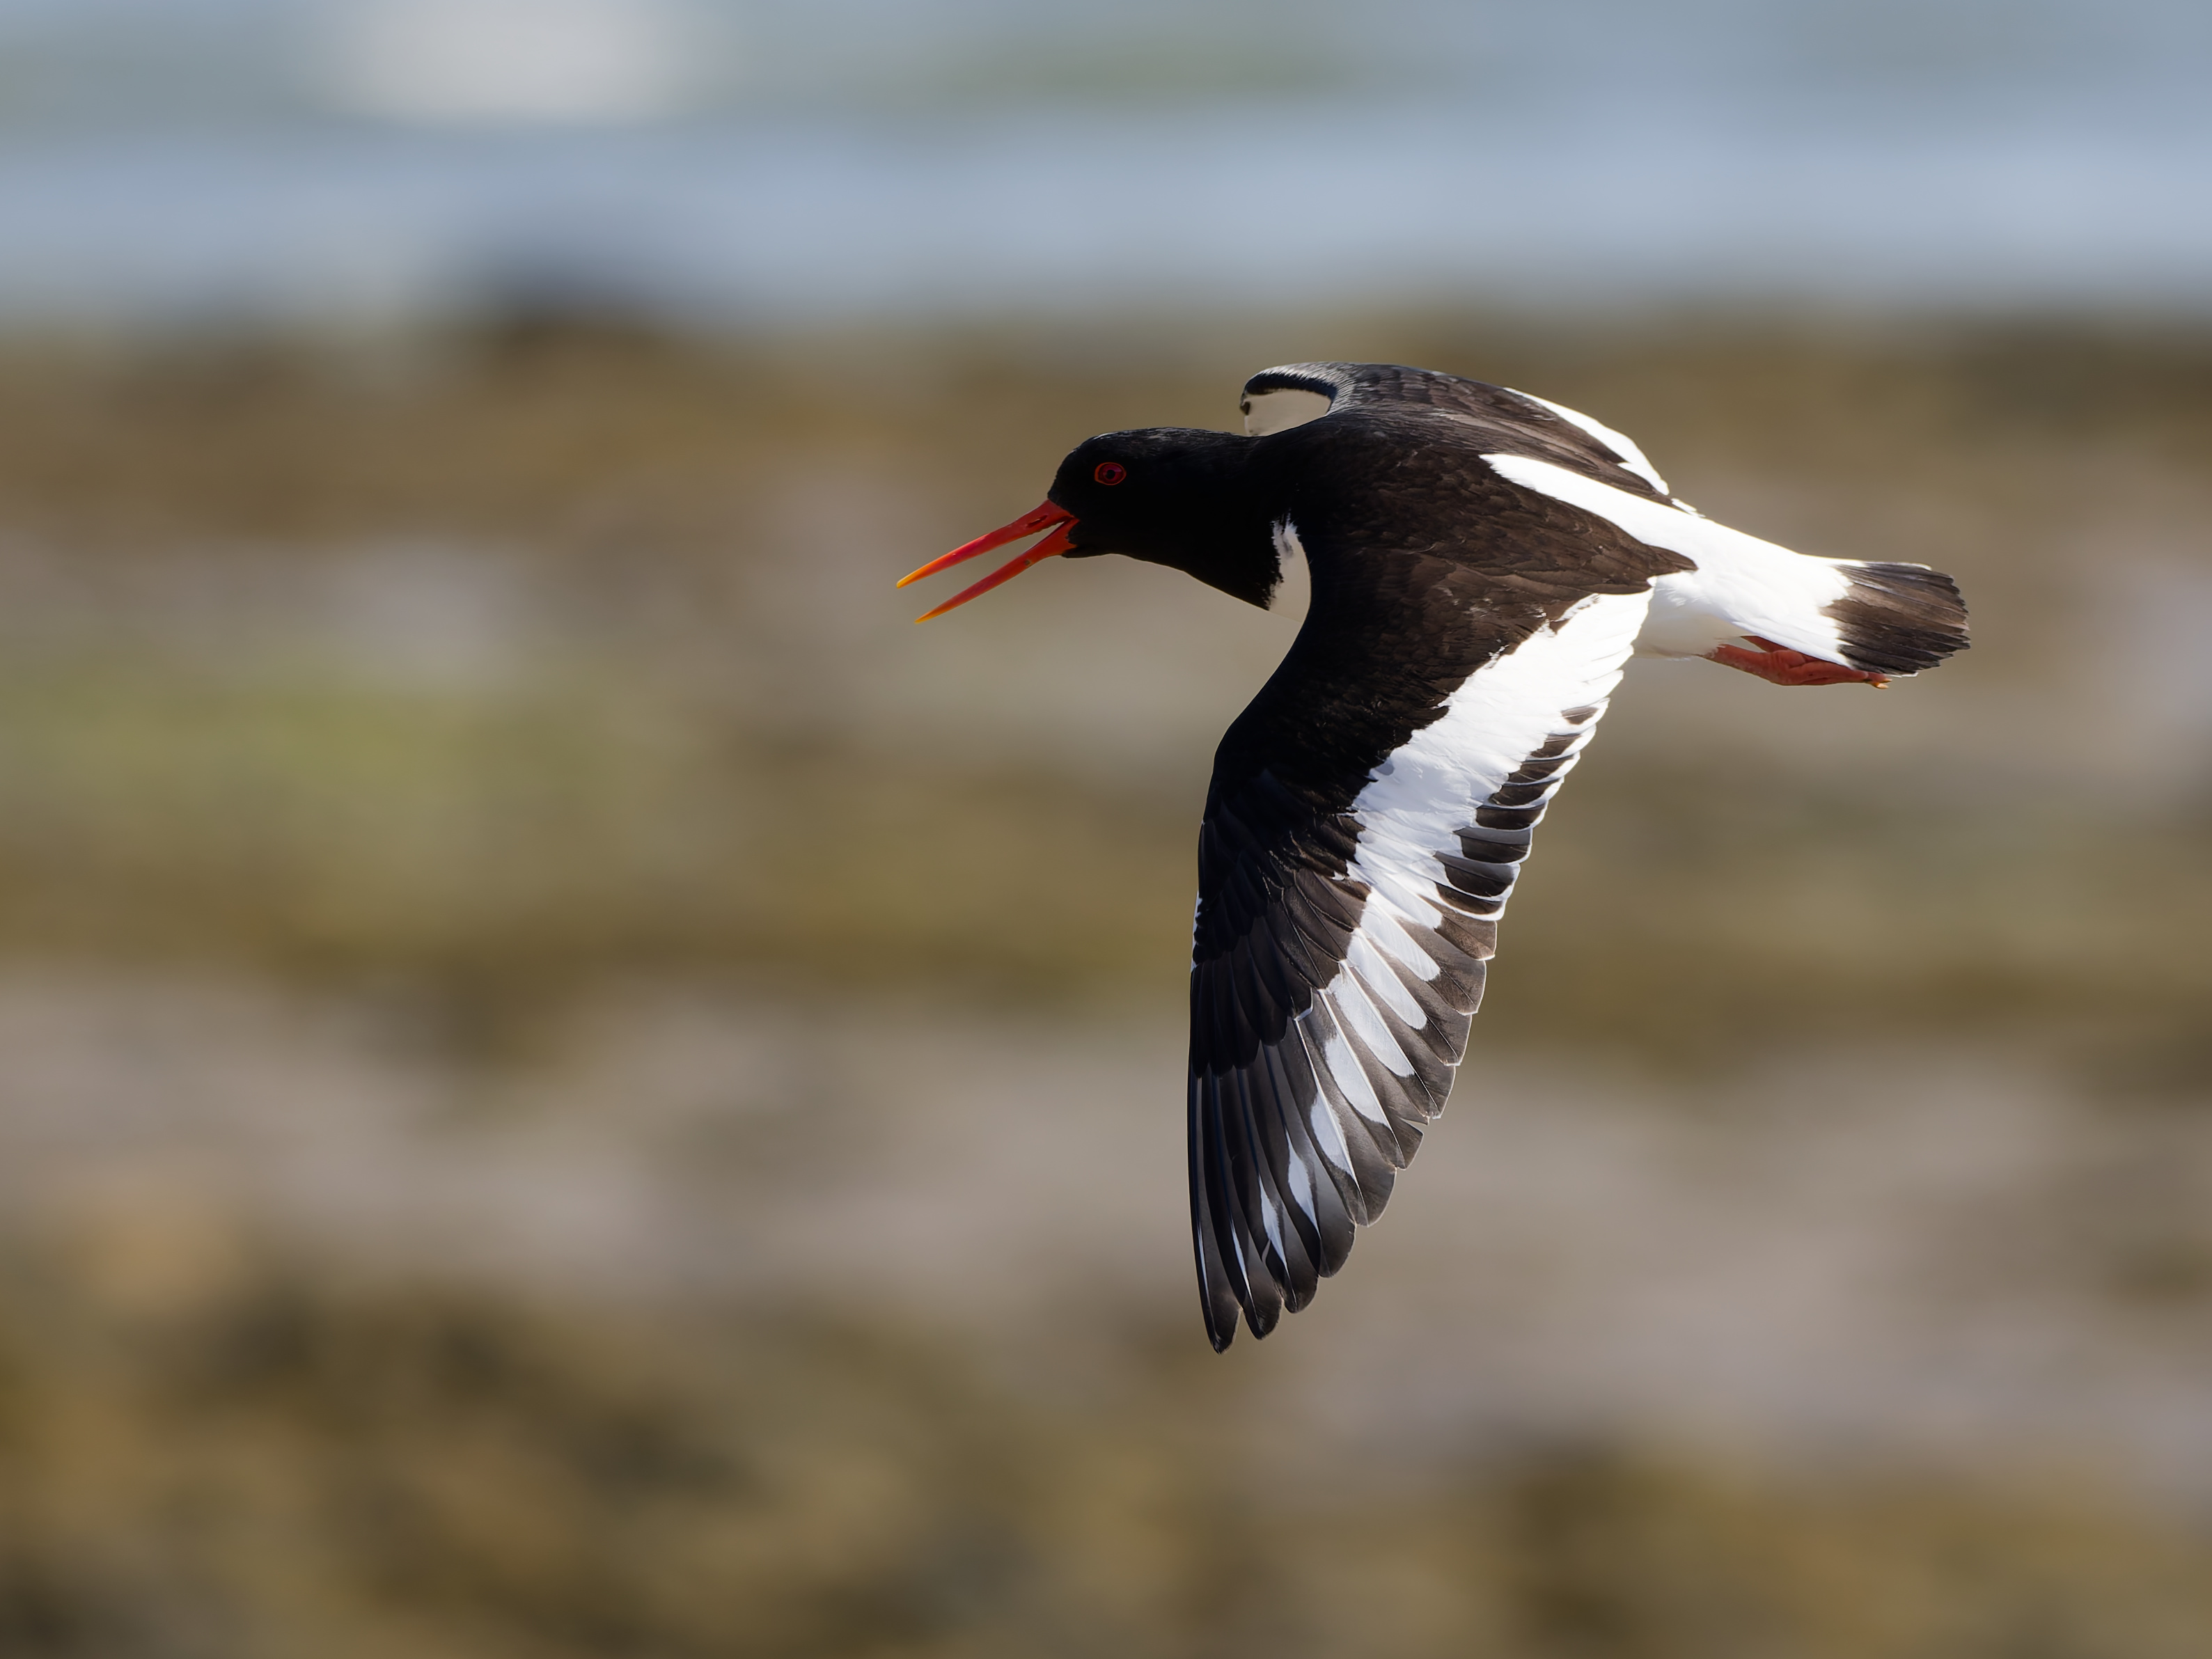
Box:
[1093, 462, 1127, 485]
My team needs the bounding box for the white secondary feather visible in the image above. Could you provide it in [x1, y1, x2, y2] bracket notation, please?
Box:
[1282, 1135, 1316, 1215]
[1482, 453, 1857, 664]
[1331, 976, 1415, 1074]
[1319, 1030, 1388, 1124]
[1350, 589, 1649, 882]
[1287, 588, 1652, 1138]
[1360, 902, 1438, 980]
[1507, 390, 1672, 495]
[1304, 1079, 1356, 1170]
[1346, 934, 1424, 1025]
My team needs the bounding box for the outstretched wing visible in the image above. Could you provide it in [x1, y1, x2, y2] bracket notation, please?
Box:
[1189, 366, 1691, 1349]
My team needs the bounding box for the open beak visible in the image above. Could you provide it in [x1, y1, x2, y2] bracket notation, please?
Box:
[897, 500, 1076, 622]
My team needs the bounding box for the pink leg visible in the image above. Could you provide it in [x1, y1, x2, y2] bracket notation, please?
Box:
[1706, 636, 1890, 689]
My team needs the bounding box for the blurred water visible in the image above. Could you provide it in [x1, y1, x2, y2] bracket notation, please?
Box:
[0, 0, 2206, 324]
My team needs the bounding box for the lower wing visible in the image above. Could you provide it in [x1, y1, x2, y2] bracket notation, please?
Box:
[1188, 587, 1652, 1349]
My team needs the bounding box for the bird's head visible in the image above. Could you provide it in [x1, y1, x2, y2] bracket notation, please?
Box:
[899, 427, 1281, 620]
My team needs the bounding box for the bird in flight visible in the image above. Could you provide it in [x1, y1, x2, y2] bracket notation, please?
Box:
[898, 362, 1969, 1351]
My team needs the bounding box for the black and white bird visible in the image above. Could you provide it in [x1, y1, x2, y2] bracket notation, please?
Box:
[899, 362, 1968, 1351]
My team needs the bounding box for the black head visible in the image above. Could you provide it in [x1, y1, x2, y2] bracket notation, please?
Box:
[899, 425, 1283, 620]
[1049, 428, 1281, 607]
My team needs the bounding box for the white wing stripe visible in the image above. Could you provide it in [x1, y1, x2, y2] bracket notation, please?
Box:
[1346, 934, 1425, 1025]
[1357, 894, 1441, 978]
[1507, 388, 1672, 494]
[1322, 1031, 1390, 1121]
[1326, 975, 1415, 1078]
[1284, 1141, 1318, 1227]
[1305, 1085, 1355, 1173]
[1354, 846, 1452, 915]
[1258, 1187, 1285, 1264]
[1288, 1016, 1360, 1172]
[1349, 588, 1652, 889]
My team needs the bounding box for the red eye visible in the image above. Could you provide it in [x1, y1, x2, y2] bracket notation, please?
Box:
[1093, 462, 1127, 485]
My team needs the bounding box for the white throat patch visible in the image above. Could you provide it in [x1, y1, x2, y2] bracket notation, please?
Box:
[1242, 386, 1333, 437]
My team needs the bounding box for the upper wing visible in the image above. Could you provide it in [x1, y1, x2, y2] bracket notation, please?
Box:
[1243, 360, 1679, 504]
[1189, 372, 1692, 1349]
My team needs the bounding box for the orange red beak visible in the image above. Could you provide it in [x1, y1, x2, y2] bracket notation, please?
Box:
[897, 500, 1076, 622]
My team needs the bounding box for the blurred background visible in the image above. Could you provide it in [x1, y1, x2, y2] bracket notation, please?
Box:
[1, 3, 2209, 1655]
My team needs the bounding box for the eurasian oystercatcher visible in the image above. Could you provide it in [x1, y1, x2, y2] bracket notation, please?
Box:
[899, 361, 1970, 1351]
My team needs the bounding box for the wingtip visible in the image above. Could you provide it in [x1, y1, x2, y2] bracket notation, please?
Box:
[1200, 1283, 1239, 1352]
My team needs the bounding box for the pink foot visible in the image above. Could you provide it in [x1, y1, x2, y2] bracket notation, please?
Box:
[1707, 635, 1890, 689]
